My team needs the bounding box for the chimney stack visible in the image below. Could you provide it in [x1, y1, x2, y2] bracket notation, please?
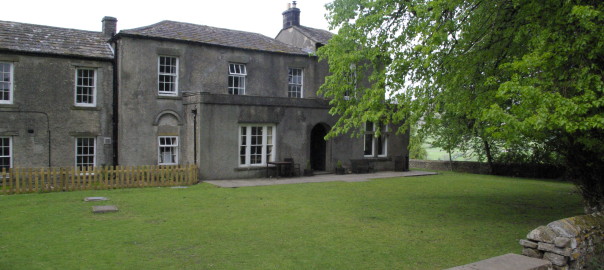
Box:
[282, 1, 300, 29]
[102, 16, 118, 38]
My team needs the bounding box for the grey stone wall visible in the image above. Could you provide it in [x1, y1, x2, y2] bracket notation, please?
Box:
[410, 159, 491, 174]
[276, 27, 318, 53]
[410, 159, 565, 179]
[520, 213, 604, 269]
[0, 53, 113, 168]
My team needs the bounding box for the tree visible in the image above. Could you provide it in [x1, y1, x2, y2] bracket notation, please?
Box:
[408, 125, 428, 160]
[317, 0, 604, 212]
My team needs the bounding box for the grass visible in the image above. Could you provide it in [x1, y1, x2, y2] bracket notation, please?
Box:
[0, 171, 583, 269]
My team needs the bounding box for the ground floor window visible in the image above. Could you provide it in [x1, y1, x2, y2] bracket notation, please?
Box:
[158, 136, 178, 165]
[0, 137, 11, 170]
[76, 137, 95, 169]
[239, 125, 275, 166]
[364, 122, 388, 157]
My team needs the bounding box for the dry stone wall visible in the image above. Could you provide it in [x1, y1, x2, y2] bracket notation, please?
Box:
[520, 213, 604, 269]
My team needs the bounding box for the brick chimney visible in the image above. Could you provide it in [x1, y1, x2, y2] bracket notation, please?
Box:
[102, 16, 117, 38]
[282, 1, 300, 29]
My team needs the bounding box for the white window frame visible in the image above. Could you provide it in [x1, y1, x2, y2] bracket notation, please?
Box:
[239, 125, 275, 167]
[158, 136, 179, 165]
[74, 68, 97, 107]
[75, 137, 96, 169]
[0, 137, 12, 171]
[364, 123, 388, 158]
[288, 68, 303, 98]
[158, 56, 179, 96]
[228, 63, 247, 95]
[0, 62, 14, 104]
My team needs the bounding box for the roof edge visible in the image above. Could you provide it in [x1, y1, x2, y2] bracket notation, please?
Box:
[113, 32, 315, 57]
[0, 48, 114, 62]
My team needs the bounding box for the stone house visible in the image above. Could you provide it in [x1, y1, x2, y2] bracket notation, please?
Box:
[0, 3, 409, 179]
[0, 19, 115, 170]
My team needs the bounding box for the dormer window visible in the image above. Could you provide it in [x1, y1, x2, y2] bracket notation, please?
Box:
[228, 63, 246, 95]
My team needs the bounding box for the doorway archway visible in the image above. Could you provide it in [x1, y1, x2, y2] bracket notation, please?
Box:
[310, 123, 329, 171]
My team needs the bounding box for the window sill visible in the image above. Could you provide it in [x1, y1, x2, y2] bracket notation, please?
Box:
[157, 95, 182, 100]
[71, 106, 100, 111]
[234, 166, 267, 172]
[0, 103, 18, 109]
[364, 157, 391, 161]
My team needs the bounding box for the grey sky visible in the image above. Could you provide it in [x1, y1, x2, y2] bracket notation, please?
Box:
[3, 0, 333, 38]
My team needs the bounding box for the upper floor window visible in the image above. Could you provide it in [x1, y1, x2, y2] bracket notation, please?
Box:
[158, 56, 178, 96]
[288, 68, 303, 98]
[0, 137, 12, 170]
[228, 63, 246, 95]
[158, 136, 179, 165]
[75, 137, 95, 169]
[0, 62, 13, 104]
[364, 122, 388, 157]
[75, 68, 96, 106]
[239, 125, 274, 166]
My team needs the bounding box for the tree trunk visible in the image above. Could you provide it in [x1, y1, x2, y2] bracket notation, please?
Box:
[482, 138, 494, 174]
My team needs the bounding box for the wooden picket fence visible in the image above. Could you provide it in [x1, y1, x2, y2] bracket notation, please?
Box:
[0, 164, 198, 195]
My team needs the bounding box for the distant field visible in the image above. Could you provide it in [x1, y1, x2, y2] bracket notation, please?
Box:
[423, 142, 478, 161]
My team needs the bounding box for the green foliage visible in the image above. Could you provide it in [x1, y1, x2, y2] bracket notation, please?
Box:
[318, 0, 604, 211]
[0, 173, 583, 269]
[409, 126, 428, 159]
[588, 241, 604, 270]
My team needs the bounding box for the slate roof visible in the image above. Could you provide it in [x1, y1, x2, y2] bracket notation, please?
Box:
[291, 25, 333, 45]
[119, 21, 308, 55]
[0, 20, 114, 60]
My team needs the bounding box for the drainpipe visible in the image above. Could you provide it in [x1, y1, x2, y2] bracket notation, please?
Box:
[192, 108, 197, 164]
[111, 40, 119, 166]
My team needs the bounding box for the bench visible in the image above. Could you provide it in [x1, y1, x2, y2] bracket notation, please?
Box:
[350, 159, 375, 174]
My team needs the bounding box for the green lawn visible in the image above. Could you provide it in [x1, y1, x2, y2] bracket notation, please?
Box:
[0, 172, 583, 269]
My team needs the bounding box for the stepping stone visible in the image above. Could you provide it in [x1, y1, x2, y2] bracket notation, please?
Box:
[92, 205, 119, 214]
[446, 253, 552, 270]
[84, 197, 109, 202]
[170, 186, 188, 189]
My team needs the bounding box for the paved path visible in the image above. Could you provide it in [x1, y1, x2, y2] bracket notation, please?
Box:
[204, 171, 437, 188]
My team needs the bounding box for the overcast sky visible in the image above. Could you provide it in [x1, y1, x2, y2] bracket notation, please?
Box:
[3, 0, 333, 38]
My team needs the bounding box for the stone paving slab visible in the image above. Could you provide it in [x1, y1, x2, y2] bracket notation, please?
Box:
[204, 171, 437, 188]
[446, 253, 552, 270]
[84, 197, 109, 202]
[92, 205, 119, 214]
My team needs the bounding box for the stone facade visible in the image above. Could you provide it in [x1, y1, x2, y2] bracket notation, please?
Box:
[0, 21, 114, 169]
[520, 214, 604, 269]
[0, 4, 410, 180]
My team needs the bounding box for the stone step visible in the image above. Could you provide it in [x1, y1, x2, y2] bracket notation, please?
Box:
[445, 253, 552, 270]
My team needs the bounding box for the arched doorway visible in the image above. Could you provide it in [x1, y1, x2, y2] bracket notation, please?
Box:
[310, 124, 329, 171]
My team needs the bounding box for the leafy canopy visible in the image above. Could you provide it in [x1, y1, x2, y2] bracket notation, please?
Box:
[317, 0, 604, 210]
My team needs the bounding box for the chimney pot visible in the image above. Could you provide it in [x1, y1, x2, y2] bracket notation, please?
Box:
[102, 16, 118, 38]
